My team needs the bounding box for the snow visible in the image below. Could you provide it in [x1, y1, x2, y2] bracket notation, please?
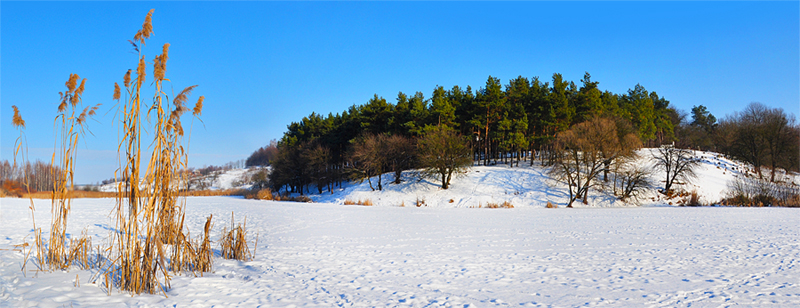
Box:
[2, 149, 799, 307]
[1, 197, 799, 307]
[210, 168, 255, 190]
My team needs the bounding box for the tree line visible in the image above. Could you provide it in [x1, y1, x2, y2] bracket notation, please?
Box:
[250, 72, 798, 196]
[0, 159, 63, 193]
[255, 72, 677, 194]
[676, 102, 799, 181]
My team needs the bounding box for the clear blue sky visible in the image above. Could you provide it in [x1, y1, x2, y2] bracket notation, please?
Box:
[2, 1, 798, 184]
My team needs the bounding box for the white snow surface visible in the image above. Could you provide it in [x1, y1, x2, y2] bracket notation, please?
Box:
[2, 197, 800, 307]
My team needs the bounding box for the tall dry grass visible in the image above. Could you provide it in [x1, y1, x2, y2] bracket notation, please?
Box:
[219, 212, 255, 261]
[11, 106, 40, 276]
[108, 9, 210, 295]
[32, 73, 101, 272]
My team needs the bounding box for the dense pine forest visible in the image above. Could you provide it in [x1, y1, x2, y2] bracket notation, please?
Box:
[249, 73, 799, 195]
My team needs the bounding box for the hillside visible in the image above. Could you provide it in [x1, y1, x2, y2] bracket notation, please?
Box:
[306, 149, 797, 208]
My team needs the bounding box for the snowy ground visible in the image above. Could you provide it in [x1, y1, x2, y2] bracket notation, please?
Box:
[2, 197, 799, 307]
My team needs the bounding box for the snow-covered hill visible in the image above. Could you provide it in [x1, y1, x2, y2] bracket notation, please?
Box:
[309, 149, 798, 208]
[97, 167, 266, 192]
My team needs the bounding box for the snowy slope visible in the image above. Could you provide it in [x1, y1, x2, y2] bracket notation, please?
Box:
[310, 148, 797, 208]
[97, 167, 265, 192]
[1, 197, 799, 307]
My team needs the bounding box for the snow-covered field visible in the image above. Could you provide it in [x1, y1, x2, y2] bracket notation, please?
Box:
[2, 197, 799, 307]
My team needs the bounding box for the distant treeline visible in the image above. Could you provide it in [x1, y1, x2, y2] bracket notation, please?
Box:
[0, 159, 63, 193]
[246, 73, 798, 194]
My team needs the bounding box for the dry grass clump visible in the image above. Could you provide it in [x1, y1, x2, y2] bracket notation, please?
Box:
[344, 199, 373, 206]
[486, 201, 515, 209]
[181, 189, 247, 197]
[254, 188, 275, 200]
[193, 215, 214, 273]
[545, 201, 558, 208]
[241, 189, 312, 202]
[220, 212, 255, 261]
[686, 190, 702, 206]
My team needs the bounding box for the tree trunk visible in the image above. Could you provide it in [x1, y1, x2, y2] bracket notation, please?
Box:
[484, 122, 490, 166]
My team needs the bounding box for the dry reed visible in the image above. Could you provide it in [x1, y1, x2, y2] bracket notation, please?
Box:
[109, 8, 207, 295]
[41, 73, 101, 271]
[219, 212, 254, 261]
[343, 199, 373, 206]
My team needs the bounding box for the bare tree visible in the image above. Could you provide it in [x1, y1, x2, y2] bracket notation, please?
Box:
[550, 117, 627, 207]
[610, 153, 652, 202]
[384, 135, 416, 184]
[717, 103, 799, 181]
[651, 146, 700, 193]
[351, 134, 387, 191]
[417, 125, 472, 189]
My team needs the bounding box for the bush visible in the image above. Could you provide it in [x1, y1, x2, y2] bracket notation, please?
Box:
[282, 195, 312, 203]
[486, 201, 514, 209]
[721, 176, 800, 207]
[1, 180, 25, 197]
[686, 190, 702, 206]
[545, 201, 557, 208]
[256, 188, 274, 200]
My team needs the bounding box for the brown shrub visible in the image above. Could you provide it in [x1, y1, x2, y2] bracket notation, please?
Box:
[281, 195, 312, 203]
[686, 190, 702, 206]
[344, 199, 372, 206]
[1, 181, 25, 197]
[545, 201, 557, 209]
[255, 189, 274, 200]
[486, 201, 514, 209]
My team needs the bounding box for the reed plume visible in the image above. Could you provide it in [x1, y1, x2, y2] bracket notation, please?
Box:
[123, 70, 131, 88]
[12, 105, 25, 128]
[193, 96, 204, 116]
[133, 9, 154, 45]
[113, 83, 121, 101]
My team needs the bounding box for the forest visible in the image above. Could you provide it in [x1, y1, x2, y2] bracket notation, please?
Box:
[250, 73, 799, 197]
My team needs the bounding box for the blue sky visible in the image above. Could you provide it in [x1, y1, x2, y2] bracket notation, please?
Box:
[2, 1, 798, 184]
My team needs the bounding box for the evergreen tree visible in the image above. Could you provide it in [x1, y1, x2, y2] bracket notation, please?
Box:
[430, 85, 456, 127]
